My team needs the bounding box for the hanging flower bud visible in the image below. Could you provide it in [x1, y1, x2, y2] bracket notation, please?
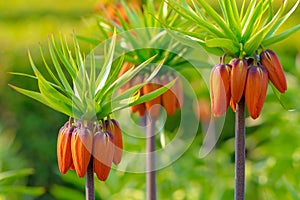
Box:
[245, 65, 268, 119]
[143, 79, 161, 118]
[210, 64, 231, 117]
[260, 49, 287, 93]
[230, 58, 248, 104]
[161, 75, 176, 115]
[71, 127, 93, 178]
[131, 103, 146, 117]
[105, 119, 123, 165]
[230, 98, 236, 112]
[173, 76, 184, 109]
[93, 131, 114, 181]
[57, 121, 74, 174]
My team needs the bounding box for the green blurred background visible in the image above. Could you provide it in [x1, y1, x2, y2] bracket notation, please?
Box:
[1, 0, 300, 199]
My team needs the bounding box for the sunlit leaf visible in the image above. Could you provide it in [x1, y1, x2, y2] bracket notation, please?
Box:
[0, 186, 45, 196]
[49, 185, 85, 200]
[262, 24, 300, 46]
[0, 169, 35, 182]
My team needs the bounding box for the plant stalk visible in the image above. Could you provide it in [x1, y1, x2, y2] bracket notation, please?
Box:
[146, 115, 157, 200]
[234, 99, 246, 200]
[86, 158, 95, 200]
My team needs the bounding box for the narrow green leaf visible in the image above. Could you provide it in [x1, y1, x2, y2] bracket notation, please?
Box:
[196, 0, 237, 39]
[229, 0, 240, 22]
[122, 0, 142, 27]
[88, 51, 96, 99]
[218, 0, 228, 23]
[241, 0, 257, 26]
[95, 31, 117, 93]
[100, 54, 125, 93]
[129, 78, 176, 106]
[167, 0, 225, 38]
[0, 169, 35, 181]
[266, 0, 274, 24]
[76, 35, 99, 46]
[262, 24, 300, 46]
[99, 77, 176, 118]
[282, 177, 300, 200]
[48, 38, 73, 94]
[0, 186, 45, 196]
[37, 74, 75, 117]
[270, 83, 295, 111]
[224, 0, 241, 38]
[239, 0, 247, 20]
[9, 84, 48, 107]
[52, 35, 78, 79]
[39, 45, 62, 87]
[244, 2, 286, 55]
[98, 55, 158, 104]
[49, 185, 85, 200]
[266, 0, 300, 38]
[206, 38, 240, 56]
[242, 1, 263, 41]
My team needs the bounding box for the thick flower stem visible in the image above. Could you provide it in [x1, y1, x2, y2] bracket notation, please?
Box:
[85, 158, 95, 200]
[146, 115, 157, 200]
[235, 99, 246, 200]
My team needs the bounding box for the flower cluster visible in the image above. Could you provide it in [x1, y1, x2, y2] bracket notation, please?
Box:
[57, 118, 123, 181]
[119, 62, 183, 119]
[210, 49, 287, 119]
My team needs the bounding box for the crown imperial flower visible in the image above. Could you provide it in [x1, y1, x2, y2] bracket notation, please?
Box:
[245, 65, 269, 119]
[230, 58, 248, 104]
[71, 126, 93, 178]
[57, 121, 74, 174]
[93, 130, 114, 181]
[105, 119, 123, 165]
[210, 63, 231, 117]
[260, 49, 287, 93]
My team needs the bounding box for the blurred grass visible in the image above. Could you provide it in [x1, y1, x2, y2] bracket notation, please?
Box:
[0, 0, 300, 199]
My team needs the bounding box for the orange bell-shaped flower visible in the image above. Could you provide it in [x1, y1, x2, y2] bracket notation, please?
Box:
[105, 119, 123, 165]
[93, 131, 114, 181]
[173, 76, 183, 109]
[57, 121, 74, 174]
[161, 75, 176, 115]
[71, 127, 93, 178]
[210, 64, 231, 117]
[245, 65, 269, 119]
[230, 58, 248, 104]
[143, 79, 162, 118]
[260, 49, 287, 93]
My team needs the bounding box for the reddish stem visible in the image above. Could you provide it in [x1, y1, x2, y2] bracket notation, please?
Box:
[234, 99, 246, 200]
[86, 158, 95, 200]
[146, 115, 157, 200]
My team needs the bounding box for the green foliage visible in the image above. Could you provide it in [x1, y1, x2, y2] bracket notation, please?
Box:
[1, 0, 300, 200]
[9, 33, 171, 121]
[0, 129, 45, 199]
[168, 0, 300, 57]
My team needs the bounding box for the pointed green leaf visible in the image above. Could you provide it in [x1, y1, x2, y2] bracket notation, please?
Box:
[97, 55, 158, 104]
[0, 169, 35, 181]
[9, 85, 48, 107]
[266, 0, 300, 38]
[37, 74, 76, 117]
[48, 38, 73, 94]
[0, 186, 45, 196]
[52, 35, 77, 79]
[206, 38, 240, 56]
[95, 30, 117, 93]
[270, 83, 295, 111]
[263, 24, 300, 46]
